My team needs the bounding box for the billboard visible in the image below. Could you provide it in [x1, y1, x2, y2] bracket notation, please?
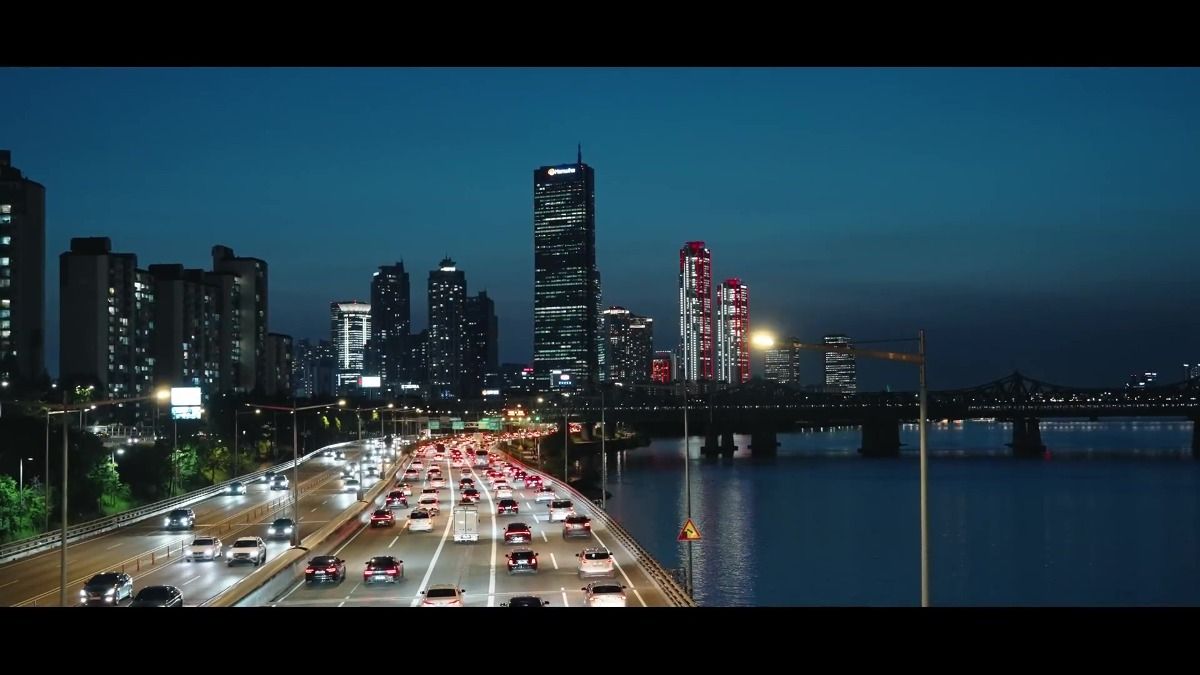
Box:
[170, 387, 201, 407]
[359, 376, 382, 388]
[171, 406, 202, 420]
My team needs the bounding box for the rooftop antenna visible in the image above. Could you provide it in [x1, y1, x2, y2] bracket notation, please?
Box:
[577, 143, 582, 164]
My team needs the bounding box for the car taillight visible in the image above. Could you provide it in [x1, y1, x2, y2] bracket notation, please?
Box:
[305, 567, 314, 573]
[386, 569, 398, 575]
[326, 566, 337, 573]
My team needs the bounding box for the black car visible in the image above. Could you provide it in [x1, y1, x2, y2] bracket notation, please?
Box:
[497, 498, 519, 515]
[505, 548, 538, 574]
[267, 518, 294, 539]
[363, 556, 404, 584]
[503, 596, 550, 607]
[305, 556, 347, 584]
[80, 572, 134, 606]
[130, 585, 183, 607]
[163, 508, 195, 530]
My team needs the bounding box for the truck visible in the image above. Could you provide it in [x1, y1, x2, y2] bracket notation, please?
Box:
[453, 504, 479, 543]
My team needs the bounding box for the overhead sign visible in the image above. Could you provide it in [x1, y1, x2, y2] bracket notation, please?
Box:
[428, 421, 440, 430]
[170, 387, 201, 407]
[452, 421, 465, 430]
[677, 518, 702, 542]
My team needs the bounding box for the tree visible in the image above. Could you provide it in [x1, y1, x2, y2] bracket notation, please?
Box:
[198, 442, 230, 483]
[87, 457, 124, 507]
[0, 475, 48, 542]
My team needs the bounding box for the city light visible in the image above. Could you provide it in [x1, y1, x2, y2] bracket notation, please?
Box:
[751, 331, 776, 349]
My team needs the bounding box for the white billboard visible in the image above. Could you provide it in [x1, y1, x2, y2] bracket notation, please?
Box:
[170, 387, 201, 407]
[171, 405, 202, 420]
[359, 376, 382, 388]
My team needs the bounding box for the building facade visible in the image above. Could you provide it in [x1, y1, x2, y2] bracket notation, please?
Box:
[428, 258, 466, 399]
[147, 264, 220, 392]
[370, 262, 410, 389]
[331, 301, 371, 392]
[601, 306, 654, 384]
[651, 351, 673, 384]
[678, 241, 713, 382]
[823, 334, 856, 394]
[533, 150, 599, 393]
[764, 339, 800, 385]
[265, 332, 293, 397]
[464, 290, 498, 398]
[211, 245, 268, 393]
[716, 278, 750, 385]
[0, 150, 45, 386]
[293, 338, 335, 399]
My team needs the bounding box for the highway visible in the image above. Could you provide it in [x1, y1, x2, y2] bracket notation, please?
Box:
[274, 443, 673, 607]
[2, 446, 371, 607]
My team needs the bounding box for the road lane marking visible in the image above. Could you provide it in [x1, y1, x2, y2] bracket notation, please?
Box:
[0, 579, 20, 589]
[532, 514, 541, 523]
[525, 502, 532, 509]
[106, 542, 124, 550]
[388, 535, 399, 549]
[632, 589, 646, 605]
[478, 455, 498, 607]
[550, 553, 559, 570]
[410, 477, 457, 607]
[181, 574, 201, 587]
[561, 587, 569, 607]
[541, 531, 548, 543]
[310, 507, 319, 513]
[337, 600, 346, 607]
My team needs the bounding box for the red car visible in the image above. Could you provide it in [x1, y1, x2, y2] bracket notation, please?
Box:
[370, 509, 396, 527]
[385, 491, 408, 508]
[503, 522, 532, 544]
[524, 475, 543, 490]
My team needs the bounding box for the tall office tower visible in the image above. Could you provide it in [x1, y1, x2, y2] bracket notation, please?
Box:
[293, 338, 336, 398]
[601, 306, 654, 384]
[823, 334, 856, 393]
[403, 329, 429, 386]
[716, 278, 750, 385]
[211, 245, 268, 393]
[533, 148, 599, 392]
[764, 339, 800, 385]
[265, 333, 293, 396]
[428, 258, 466, 399]
[464, 290, 498, 398]
[331, 301, 371, 392]
[147, 264, 220, 392]
[678, 241, 713, 382]
[1184, 363, 1200, 380]
[371, 262, 410, 389]
[651, 351, 674, 384]
[0, 150, 45, 387]
[1126, 371, 1159, 389]
[60, 238, 156, 405]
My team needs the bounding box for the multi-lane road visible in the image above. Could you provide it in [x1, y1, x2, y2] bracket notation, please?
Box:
[1, 446, 371, 607]
[274, 445, 672, 608]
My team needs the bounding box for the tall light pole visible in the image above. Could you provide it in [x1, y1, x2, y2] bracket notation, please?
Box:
[234, 407, 261, 479]
[682, 279, 694, 598]
[600, 387, 607, 509]
[752, 330, 930, 606]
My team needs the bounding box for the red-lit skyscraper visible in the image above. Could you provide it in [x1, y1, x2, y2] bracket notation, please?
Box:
[678, 241, 713, 381]
[651, 351, 673, 384]
[717, 278, 750, 384]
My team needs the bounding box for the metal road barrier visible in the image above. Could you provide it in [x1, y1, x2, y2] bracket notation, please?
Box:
[0, 442, 355, 565]
[501, 448, 698, 608]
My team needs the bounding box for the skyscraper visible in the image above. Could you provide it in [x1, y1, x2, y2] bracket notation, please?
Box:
[464, 290, 498, 398]
[602, 306, 654, 384]
[1185, 363, 1200, 381]
[265, 333, 293, 396]
[824, 334, 856, 394]
[147, 264, 220, 392]
[764, 338, 800, 385]
[370, 262, 410, 389]
[0, 150, 45, 386]
[533, 148, 599, 392]
[293, 338, 335, 398]
[60, 238, 156, 403]
[212, 245, 268, 393]
[651, 352, 673, 384]
[428, 258, 466, 399]
[331, 301, 371, 392]
[678, 241, 713, 382]
[716, 278, 750, 385]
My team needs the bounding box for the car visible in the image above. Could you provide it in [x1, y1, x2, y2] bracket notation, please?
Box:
[305, 556, 347, 584]
[227, 537, 267, 567]
[459, 477, 475, 488]
[408, 508, 434, 532]
[420, 487, 438, 497]
[563, 515, 592, 539]
[343, 462, 359, 477]
[417, 494, 440, 515]
[385, 491, 408, 508]
[497, 498, 519, 515]
[525, 476, 543, 490]
[513, 469, 528, 482]
[429, 477, 446, 489]
[271, 474, 290, 491]
[421, 584, 465, 607]
[426, 468, 442, 479]
[163, 508, 196, 530]
[322, 448, 337, 458]
[185, 536, 223, 561]
[363, 556, 404, 584]
[365, 464, 380, 478]
[495, 486, 514, 500]
[576, 547, 616, 578]
[370, 509, 396, 527]
[403, 468, 419, 480]
[227, 481, 246, 495]
[80, 572, 134, 606]
[461, 488, 480, 503]
[262, 470, 278, 483]
[503, 522, 532, 544]
[506, 548, 539, 574]
[130, 585, 183, 607]
[395, 482, 414, 496]
[582, 583, 628, 607]
[534, 488, 556, 503]
[502, 596, 550, 607]
[335, 449, 347, 460]
[548, 499, 574, 522]
[450, 458, 464, 468]
[268, 518, 295, 539]
[344, 478, 361, 493]
[411, 460, 424, 471]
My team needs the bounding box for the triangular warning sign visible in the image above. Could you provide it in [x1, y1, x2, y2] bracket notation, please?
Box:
[677, 518, 702, 541]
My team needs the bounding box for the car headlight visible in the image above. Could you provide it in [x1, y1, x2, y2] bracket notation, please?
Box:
[285, 527, 293, 533]
[164, 518, 170, 526]
[79, 590, 87, 597]
[105, 588, 115, 595]
[268, 528, 275, 534]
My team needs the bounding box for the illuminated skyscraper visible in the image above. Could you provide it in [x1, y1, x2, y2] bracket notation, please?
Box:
[823, 334, 856, 394]
[370, 262, 410, 389]
[212, 245, 268, 393]
[428, 258, 466, 399]
[601, 306, 654, 384]
[678, 241, 713, 382]
[716, 278, 750, 385]
[0, 150, 45, 387]
[651, 351, 673, 384]
[331, 301, 371, 392]
[533, 147, 599, 392]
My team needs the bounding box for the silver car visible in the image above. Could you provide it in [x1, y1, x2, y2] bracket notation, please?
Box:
[185, 536, 224, 561]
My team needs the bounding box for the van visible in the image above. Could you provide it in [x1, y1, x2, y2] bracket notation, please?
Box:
[453, 505, 478, 542]
[548, 499, 574, 522]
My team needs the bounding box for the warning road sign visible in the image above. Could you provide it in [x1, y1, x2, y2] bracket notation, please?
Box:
[677, 518, 702, 541]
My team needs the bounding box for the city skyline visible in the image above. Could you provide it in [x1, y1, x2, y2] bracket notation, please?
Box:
[3, 68, 1199, 388]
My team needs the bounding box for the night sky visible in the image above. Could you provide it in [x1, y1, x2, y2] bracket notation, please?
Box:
[3, 68, 1198, 390]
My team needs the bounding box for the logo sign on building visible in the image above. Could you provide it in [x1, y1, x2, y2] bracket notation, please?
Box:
[359, 376, 381, 388]
[481, 389, 500, 396]
[400, 383, 420, 390]
[170, 387, 201, 407]
[547, 167, 576, 176]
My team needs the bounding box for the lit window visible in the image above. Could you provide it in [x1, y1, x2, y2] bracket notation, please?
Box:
[0, 258, 8, 266]
[0, 204, 10, 213]
[0, 237, 8, 245]
[0, 216, 10, 224]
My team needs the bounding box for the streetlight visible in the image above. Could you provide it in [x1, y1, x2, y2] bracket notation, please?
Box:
[234, 407, 262, 479]
[752, 329, 930, 607]
[18, 456, 33, 492]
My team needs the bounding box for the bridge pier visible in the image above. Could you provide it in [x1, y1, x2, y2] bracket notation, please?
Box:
[1009, 416, 1046, 458]
[748, 429, 778, 458]
[859, 420, 901, 458]
[701, 428, 737, 461]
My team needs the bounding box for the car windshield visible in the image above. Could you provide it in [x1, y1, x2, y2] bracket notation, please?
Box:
[234, 539, 258, 547]
[89, 573, 121, 585]
[169, 509, 189, 517]
[273, 519, 292, 526]
[566, 516, 588, 524]
[369, 557, 395, 567]
[346, 479, 359, 485]
[507, 524, 529, 531]
[136, 587, 172, 600]
[311, 556, 337, 566]
[427, 588, 457, 598]
[551, 501, 572, 508]
[584, 551, 610, 560]
[373, 510, 390, 516]
[512, 551, 534, 560]
[592, 585, 622, 594]
[191, 538, 214, 546]
[510, 597, 543, 606]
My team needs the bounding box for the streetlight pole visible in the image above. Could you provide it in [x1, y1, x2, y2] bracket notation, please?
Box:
[563, 411, 569, 482]
[918, 329, 929, 608]
[59, 391, 68, 607]
[44, 410, 50, 532]
[600, 387, 607, 509]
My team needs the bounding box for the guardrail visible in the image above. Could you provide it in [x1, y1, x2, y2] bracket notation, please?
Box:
[501, 450, 697, 608]
[0, 442, 354, 565]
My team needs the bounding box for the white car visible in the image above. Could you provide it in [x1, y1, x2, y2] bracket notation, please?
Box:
[408, 508, 434, 532]
[344, 478, 361, 493]
[495, 486, 514, 500]
[421, 584, 465, 606]
[418, 494, 440, 515]
[185, 536, 223, 561]
[227, 537, 267, 567]
[582, 582, 627, 607]
[412, 460, 424, 471]
[548, 499, 574, 522]
[577, 547, 616, 578]
[534, 488, 556, 503]
[430, 477, 445, 489]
